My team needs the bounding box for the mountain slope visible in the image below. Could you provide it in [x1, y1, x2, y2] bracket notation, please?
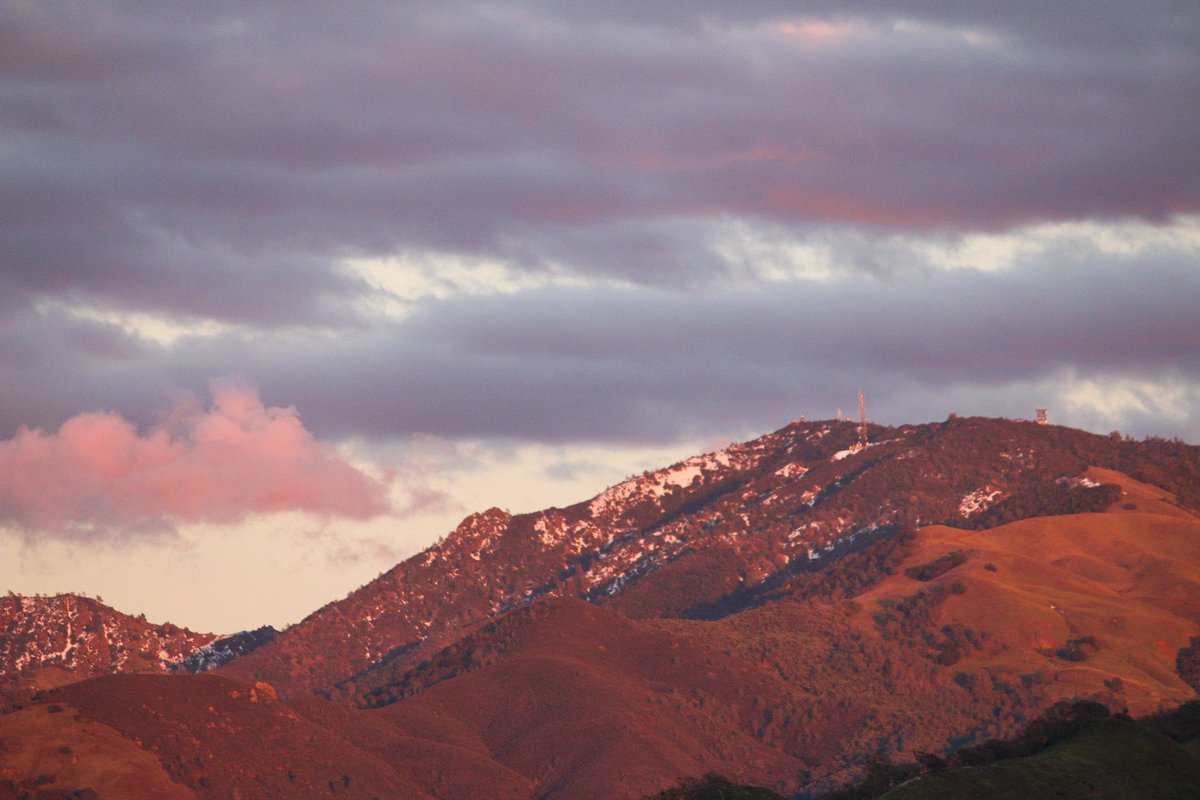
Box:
[0, 594, 215, 678]
[6, 491, 1196, 799]
[16, 672, 536, 800]
[0, 596, 281, 714]
[365, 596, 809, 799]
[0, 699, 197, 800]
[883, 715, 1200, 800]
[326, 493, 1199, 797]
[223, 417, 1199, 697]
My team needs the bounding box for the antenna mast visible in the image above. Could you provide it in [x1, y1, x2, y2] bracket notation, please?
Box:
[856, 390, 868, 449]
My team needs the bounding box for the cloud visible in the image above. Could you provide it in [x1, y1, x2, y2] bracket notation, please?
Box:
[1, 2, 1197, 450]
[0, 386, 392, 539]
[2, 1, 1196, 331]
[1, 216, 1197, 446]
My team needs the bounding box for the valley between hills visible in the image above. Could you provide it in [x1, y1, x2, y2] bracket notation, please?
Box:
[2, 416, 1199, 799]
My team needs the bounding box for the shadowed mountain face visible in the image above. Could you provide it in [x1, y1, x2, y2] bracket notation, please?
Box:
[3, 416, 1199, 798]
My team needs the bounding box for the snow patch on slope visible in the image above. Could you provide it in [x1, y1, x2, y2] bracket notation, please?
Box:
[960, 487, 1002, 517]
[588, 450, 741, 518]
[774, 462, 809, 479]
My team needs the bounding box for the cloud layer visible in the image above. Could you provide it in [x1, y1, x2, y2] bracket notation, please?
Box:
[3, 2, 1197, 319]
[0, 387, 392, 538]
[1, 1, 1197, 489]
[2, 218, 1196, 445]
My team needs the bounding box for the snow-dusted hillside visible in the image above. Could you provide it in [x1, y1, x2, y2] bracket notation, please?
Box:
[223, 415, 1153, 696]
[0, 594, 216, 677]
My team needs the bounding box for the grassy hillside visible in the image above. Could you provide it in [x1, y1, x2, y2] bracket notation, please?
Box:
[653, 703, 1200, 800]
[878, 706, 1200, 800]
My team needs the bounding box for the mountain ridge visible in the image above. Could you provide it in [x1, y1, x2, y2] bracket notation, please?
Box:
[0, 594, 214, 675]
[221, 416, 1200, 697]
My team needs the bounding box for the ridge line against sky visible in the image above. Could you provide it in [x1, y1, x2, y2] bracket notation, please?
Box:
[2, 1, 1197, 631]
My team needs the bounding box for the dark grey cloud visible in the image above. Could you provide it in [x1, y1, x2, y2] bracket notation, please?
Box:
[2, 243, 1196, 444]
[3, 0, 1198, 324]
[1, 1, 1197, 451]
[533, 1, 1199, 60]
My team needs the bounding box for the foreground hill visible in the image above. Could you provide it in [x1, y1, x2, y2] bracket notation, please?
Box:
[658, 702, 1200, 800]
[864, 700, 1200, 800]
[224, 417, 1200, 697]
[880, 710, 1200, 800]
[1, 672, 534, 800]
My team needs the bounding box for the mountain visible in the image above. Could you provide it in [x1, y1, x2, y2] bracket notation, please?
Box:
[0, 594, 215, 678]
[0, 595, 280, 714]
[2, 415, 1199, 798]
[0, 594, 217, 711]
[174, 626, 279, 673]
[329, 479, 1199, 797]
[222, 416, 1199, 697]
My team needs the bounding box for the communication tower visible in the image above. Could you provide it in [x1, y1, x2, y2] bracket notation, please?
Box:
[857, 390, 868, 448]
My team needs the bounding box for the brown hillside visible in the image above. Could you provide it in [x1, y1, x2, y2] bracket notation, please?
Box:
[0, 701, 195, 799]
[366, 596, 809, 799]
[38, 673, 530, 800]
[861, 511, 1200, 715]
[337, 482, 1200, 796]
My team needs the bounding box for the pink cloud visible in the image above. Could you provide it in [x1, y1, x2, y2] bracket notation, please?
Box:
[777, 20, 854, 39]
[0, 387, 392, 537]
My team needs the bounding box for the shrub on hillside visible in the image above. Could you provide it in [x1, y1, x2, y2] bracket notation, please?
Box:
[904, 551, 967, 582]
[952, 699, 1110, 765]
[1177, 637, 1200, 694]
[645, 773, 786, 800]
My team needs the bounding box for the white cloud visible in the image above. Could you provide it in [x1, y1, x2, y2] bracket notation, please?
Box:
[711, 219, 840, 282]
[905, 230, 1046, 273]
[717, 214, 1200, 281]
[34, 300, 230, 346]
[1059, 374, 1196, 424]
[343, 250, 588, 319]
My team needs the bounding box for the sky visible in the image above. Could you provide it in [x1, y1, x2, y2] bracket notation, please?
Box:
[2, 1, 1198, 633]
